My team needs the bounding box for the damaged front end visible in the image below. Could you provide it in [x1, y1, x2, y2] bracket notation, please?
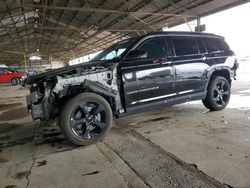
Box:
[25, 62, 122, 124]
[26, 76, 58, 122]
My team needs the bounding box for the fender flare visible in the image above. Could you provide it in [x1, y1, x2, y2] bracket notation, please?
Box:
[82, 79, 118, 98]
[204, 65, 232, 88]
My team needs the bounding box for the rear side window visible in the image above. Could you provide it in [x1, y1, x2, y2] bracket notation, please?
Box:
[220, 40, 233, 55]
[172, 38, 198, 56]
[203, 38, 225, 53]
[137, 37, 167, 59]
[197, 38, 206, 54]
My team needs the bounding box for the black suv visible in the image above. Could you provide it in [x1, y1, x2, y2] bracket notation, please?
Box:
[26, 32, 238, 146]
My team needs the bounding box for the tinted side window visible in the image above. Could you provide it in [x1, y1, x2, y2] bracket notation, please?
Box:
[220, 40, 233, 55]
[172, 38, 198, 56]
[137, 37, 167, 59]
[197, 38, 206, 53]
[0, 70, 4, 74]
[203, 38, 225, 53]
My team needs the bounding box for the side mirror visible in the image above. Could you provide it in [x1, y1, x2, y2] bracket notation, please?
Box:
[125, 49, 147, 60]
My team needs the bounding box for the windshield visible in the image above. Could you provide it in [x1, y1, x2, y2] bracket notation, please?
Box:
[91, 37, 139, 61]
[6, 68, 18, 73]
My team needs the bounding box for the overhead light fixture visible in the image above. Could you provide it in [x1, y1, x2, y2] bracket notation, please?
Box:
[29, 55, 41, 61]
[34, 12, 38, 18]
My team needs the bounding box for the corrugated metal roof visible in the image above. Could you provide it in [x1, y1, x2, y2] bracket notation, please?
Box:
[0, 0, 248, 65]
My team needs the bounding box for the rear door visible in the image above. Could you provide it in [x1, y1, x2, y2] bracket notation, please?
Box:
[120, 36, 175, 110]
[171, 36, 209, 100]
[0, 69, 7, 83]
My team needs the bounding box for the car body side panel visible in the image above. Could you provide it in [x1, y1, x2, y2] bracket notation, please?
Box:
[120, 59, 175, 111]
[172, 55, 209, 96]
[0, 69, 8, 83]
[25, 32, 238, 123]
[0, 69, 23, 83]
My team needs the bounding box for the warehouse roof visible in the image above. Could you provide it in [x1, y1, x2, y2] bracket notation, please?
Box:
[0, 0, 248, 65]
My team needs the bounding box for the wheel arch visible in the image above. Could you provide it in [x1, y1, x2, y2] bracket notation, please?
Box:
[55, 79, 119, 117]
[207, 68, 232, 89]
[11, 76, 17, 81]
[82, 80, 118, 113]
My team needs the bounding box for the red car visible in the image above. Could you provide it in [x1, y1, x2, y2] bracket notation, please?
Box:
[0, 68, 25, 85]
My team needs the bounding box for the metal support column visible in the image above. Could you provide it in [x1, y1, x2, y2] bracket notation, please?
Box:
[49, 53, 53, 69]
[196, 16, 201, 32]
[24, 53, 27, 71]
[71, 50, 75, 59]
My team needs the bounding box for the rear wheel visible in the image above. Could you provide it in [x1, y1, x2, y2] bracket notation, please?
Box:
[202, 76, 231, 111]
[11, 77, 19, 85]
[60, 93, 113, 146]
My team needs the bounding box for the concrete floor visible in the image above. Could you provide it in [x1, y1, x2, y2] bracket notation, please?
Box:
[0, 79, 250, 188]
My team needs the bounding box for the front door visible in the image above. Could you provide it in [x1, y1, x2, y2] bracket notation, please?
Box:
[120, 37, 175, 111]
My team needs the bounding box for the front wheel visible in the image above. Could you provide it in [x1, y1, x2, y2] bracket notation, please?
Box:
[11, 77, 19, 85]
[60, 93, 113, 146]
[202, 76, 231, 111]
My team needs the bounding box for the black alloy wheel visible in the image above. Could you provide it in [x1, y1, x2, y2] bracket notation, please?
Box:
[70, 102, 106, 140]
[60, 93, 112, 146]
[202, 76, 231, 111]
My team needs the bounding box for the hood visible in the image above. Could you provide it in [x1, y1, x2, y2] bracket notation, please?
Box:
[25, 60, 114, 85]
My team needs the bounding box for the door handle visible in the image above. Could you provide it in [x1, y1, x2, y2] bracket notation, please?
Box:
[202, 56, 207, 61]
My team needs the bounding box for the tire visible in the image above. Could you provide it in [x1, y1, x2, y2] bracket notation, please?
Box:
[202, 76, 231, 111]
[202, 98, 212, 109]
[60, 92, 113, 146]
[11, 77, 19, 85]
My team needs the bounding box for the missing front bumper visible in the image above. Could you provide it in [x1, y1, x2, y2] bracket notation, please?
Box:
[26, 91, 44, 120]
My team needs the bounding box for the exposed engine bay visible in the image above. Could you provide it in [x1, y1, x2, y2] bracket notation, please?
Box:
[26, 63, 122, 123]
